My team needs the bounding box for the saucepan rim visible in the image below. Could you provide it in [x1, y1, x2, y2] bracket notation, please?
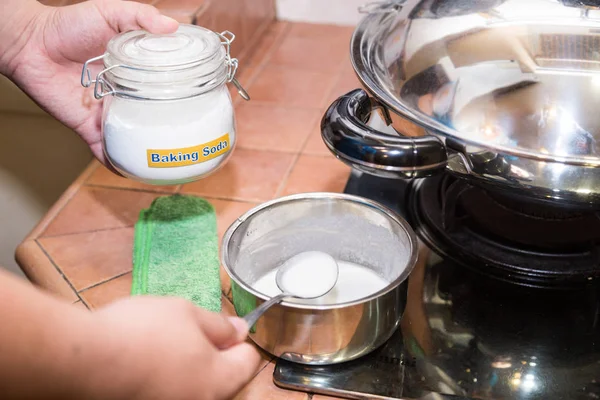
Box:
[221, 192, 418, 310]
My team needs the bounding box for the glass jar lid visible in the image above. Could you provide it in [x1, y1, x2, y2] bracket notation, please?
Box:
[106, 24, 223, 71]
[81, 24, 249, 100]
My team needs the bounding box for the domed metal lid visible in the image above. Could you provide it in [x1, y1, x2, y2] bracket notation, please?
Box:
[352, 0, 600, 167]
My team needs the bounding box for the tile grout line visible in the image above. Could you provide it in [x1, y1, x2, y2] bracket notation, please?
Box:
[33, 163, 99, 239]
[84, 183, 178, 195]
[34, 240, 86, 305]
[39, 225, 134, 240]
[179, 192, 268, 204]
[274, 152, 301, 198]
[37, 194, 263, 240]
[78, 270, 132, 295]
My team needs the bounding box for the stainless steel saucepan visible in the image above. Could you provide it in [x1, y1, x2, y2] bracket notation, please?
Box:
[221, 193, 418, 365]
[321, 0, 600, 207]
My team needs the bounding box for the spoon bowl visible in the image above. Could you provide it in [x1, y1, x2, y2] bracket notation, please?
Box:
[242, 251, 339, 329]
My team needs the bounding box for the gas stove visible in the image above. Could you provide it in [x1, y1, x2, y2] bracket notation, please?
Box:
[273, 170, 600, 400]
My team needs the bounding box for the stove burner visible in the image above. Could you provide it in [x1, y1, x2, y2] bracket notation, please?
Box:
[273, 171, 600, 400]
[408, 174, 600, 289]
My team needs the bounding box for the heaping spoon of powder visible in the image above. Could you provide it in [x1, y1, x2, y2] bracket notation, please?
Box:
[242, 251, 339, 329]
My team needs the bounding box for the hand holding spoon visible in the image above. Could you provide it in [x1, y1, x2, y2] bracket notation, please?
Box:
[243, 251, 339, 329]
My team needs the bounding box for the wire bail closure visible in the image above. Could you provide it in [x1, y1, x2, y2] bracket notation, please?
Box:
[81, 30, 250, 101]
[358, 1, 405, 14]
[218, 31, 250, 101]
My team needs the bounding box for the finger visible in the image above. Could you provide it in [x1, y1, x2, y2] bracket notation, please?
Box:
[95, 0, 178, 34]
[194, 308, 246, 350]
[213, 343, 262, 399]
[227, 317, 250, 343]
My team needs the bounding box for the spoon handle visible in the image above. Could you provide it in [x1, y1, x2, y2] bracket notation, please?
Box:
[243, 293, 289, 330]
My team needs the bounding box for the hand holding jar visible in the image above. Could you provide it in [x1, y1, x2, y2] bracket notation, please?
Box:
[0, 0, 178, 165]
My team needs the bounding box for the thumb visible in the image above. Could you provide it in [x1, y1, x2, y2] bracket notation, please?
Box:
[213, 343, 262, 398]
[95, 0, 178, 34]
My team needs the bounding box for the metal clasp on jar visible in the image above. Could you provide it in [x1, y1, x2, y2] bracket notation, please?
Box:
[358, 0, 404, 14]
[81, 30, 250, 101]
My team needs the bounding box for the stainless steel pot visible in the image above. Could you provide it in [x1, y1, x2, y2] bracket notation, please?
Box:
[221, 193, 418, 365]
[322, 0, 600, 207]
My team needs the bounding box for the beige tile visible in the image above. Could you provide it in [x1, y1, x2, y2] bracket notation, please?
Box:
[15, 240, 78, 302]
[154, 0, 205, 12]
[38, 0, 66, 5]
[322, 70, 363, 108]
[209, 198, 258, 243]
[235, 103, 319, 153]
[244, 21, 288, 68]
[240, 0, 276, 59]
[270, 34, 348, 73]
[41, 187, 159, 237]
[39, 228, 134, 291]
[246, 65, 336, 108]
[181, 149, 295, 202]
[72, 300, 90, 310]
[287, 23, 354, 41]
[281, 154, 351, 196]
[302, 122, 330, 156]
[161, 10, 194, 24]
[86, 165, 178, 192]
[80, 273, 133, 310]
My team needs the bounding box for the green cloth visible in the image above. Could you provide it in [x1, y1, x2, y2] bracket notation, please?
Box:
[131, 194, 221, 313]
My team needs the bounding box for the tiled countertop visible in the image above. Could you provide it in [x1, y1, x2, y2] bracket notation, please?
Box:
[16, 22, 359, 400]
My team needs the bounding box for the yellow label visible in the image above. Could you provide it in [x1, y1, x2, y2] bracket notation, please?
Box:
[146, 133, 231, 168]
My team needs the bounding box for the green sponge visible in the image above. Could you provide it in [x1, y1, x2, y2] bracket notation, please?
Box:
[131, 194, 221, 313]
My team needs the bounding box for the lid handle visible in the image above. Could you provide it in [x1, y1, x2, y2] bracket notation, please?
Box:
[321, 89, 448, 179]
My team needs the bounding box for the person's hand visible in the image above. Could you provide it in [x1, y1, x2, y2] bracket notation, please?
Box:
[0, 0, 178, 164]
[82, 296, 261, 400]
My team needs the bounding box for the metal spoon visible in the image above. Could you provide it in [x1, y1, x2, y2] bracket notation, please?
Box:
[243, 251, 339, 329]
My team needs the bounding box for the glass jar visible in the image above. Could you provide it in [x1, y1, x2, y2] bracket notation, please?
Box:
[81, 24, 249, 185]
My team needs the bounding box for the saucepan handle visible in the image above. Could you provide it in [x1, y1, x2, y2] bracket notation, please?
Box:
[321, 89, 448, 179]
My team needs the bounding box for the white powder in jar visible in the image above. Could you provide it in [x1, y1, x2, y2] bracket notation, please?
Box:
[102, 85, 235, 185]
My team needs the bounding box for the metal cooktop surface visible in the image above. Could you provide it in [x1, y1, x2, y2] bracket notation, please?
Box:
[273, 170, 600, 400]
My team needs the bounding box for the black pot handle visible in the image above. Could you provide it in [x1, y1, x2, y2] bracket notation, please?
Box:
[321, 89, 448, 179]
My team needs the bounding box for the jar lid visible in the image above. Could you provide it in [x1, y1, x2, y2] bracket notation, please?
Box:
[106, 24, 223, 70]
[81, 24, 250, 101]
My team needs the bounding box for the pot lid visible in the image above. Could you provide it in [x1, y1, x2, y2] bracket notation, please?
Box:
[352, 0, 600, 167]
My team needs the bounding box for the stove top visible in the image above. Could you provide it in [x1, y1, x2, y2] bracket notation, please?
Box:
[273, 171, 600, 400]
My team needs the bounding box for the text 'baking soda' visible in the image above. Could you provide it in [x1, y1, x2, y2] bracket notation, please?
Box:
[146, 133, 231, 168]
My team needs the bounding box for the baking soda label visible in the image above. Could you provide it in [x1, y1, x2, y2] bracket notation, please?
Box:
[146, 133, 230, 168]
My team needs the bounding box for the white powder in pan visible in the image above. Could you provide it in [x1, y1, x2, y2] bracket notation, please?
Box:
[253, 260, 389, 305]
[102, 86, 235, 185]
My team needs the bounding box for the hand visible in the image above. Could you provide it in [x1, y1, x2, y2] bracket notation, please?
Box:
[84, 296, 261, 400]
[0, 0, 178, 164]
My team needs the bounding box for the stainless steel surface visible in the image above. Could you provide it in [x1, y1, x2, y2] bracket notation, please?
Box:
[243, 253, 339, 328]
[221, 192, 418, 365]
[324, 0, 600, 206]
[273, 171, 600, 399]
[242, 293, 287, 329]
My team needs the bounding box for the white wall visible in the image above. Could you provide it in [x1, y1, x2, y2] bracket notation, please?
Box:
[276, 0, 365, 26]
[0, 77, 92, 277]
